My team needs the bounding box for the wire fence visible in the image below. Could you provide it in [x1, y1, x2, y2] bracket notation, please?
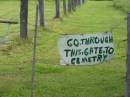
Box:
[0, 0, 127, 70]
[0, 0, 128, 97]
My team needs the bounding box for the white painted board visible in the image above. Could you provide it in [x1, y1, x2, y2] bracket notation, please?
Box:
[58, 32, 114, 65]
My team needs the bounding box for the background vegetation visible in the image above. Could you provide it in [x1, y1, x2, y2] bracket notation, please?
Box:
[113, 0, 130, 13]
[0, 0, 128, 97]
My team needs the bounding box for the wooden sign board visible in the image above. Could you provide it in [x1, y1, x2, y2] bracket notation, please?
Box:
[58, 32, 114, 65]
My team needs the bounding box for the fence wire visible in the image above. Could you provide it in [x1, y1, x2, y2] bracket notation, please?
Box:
[0, 0, 127, 71]
[0, 0, 128, 97]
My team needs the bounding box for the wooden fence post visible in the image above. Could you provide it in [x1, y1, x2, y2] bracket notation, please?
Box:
[63, 0, 67, 14]
[20, 0, 28, 39]
[38, 0, 45, 27]
[71, 0, 75, 11]
[55, 0, 60, 18]
[68, 0, 72, 12]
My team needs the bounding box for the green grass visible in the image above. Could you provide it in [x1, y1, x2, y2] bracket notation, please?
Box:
[113, 0, 130, 13]
[0, 0, 127, 97]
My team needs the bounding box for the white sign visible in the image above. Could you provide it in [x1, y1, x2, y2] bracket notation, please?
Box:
[58, 32, 114, 65]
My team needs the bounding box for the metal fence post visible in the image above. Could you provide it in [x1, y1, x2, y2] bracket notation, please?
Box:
[30, 1, 39, 97]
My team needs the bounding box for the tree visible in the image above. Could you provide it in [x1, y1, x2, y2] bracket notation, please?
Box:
[38, 0, 45, 27]
[55, 0, 60, 18]
[20, 0, 28, 39]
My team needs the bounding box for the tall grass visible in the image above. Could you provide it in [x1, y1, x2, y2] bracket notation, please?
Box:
[113, 0, 130, 13]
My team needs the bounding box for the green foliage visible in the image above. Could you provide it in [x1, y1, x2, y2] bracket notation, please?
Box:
[113, 0, 130, 13]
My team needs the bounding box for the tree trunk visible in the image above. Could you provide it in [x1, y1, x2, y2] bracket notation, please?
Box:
[55, 0, 60, 18]
[38, 0, 45, 27]
[20, 0, 28, 39]
[63, 0, 67, 14]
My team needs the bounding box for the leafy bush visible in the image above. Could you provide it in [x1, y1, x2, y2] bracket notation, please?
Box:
[113, 0, 130, 13]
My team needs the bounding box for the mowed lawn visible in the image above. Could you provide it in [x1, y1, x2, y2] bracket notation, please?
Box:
[0, 0, 127, 97]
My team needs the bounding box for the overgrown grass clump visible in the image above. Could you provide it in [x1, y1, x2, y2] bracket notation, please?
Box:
[113, 0, 130, 13]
